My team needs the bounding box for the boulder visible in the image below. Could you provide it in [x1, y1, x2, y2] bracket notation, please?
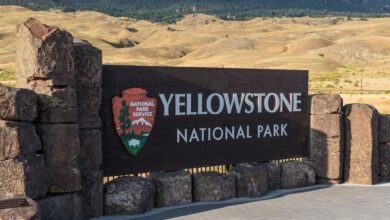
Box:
[38, 193, 82, 220]
[16, 18, 75, 87]
[81, 170, 103, 218]
[36, 124, 81, 192]
[0, 86, 37, 121]
[379, 143, 390, 182]
[78, 129, 102, 172]
[73, 40, 102, 129]
[344, 104, 379, 185]
[0, 194, 40, 220]
[310, 94, 342, 115]
[379, 114, 390, 144]
[104, 176, 155, 215]
[0, 155, 49, 199]
[267, 162, 281, 190]
[149, 170, 192, 207]
[0, 120, 41, 161]
[281, 161, 316, 189]
[192, 172, 236, 202]
[231, 165, 268, 197]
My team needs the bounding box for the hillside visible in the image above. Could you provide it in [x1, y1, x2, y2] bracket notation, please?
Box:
[0, 6, 389, 112]
[1, 0, 390, 23]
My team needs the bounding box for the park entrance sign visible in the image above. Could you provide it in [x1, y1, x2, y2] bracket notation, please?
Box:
[100, 66, 309, 176]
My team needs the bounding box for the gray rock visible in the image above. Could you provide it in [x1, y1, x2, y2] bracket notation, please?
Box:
[38, 193, 82, 220]
[79, 129, 102, 172]
[281, 161, 316, 189]
[0, 120, 41, 161]
[16, 18, 75, 87]
[192, 172, 236, 202]
[231, 165, 268, 197]
[310, 94, 343, 115]
[149, 170, 192, 207]
[36, 124, 81, 193]
[37, 107, 78, 123]
[267, 162, 281, 190]
[0, 86, 37, 121]
[0, 155, 49, 199]
[104, 176, 155, 215]
[81, 170, 103, 218]
[379, 143, 390, 182]
[0, 193, 40, 220]
[344, 104, 379, 185]
[310, 114, 342, 139]
[379, 114, 390, 144]
[74, 40, 102, 129]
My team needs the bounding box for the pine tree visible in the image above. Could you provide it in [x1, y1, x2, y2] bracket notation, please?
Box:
[118, 100, 131, 136]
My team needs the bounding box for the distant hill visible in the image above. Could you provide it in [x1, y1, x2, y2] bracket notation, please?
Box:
[1, 0, 390, 23]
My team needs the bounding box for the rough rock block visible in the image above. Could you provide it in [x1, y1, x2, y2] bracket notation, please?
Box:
[104, 176, 155, 215]
[38, 193, 82, 220]
[0, 120, 41, 160]
[74, 40, 102, 129]
[0, 155, 49, 199]
[0, 86, 37, 121]
[81, 170, 103, 218]
[149, 170, 192, 207]
[16, 18, 75, 87]
[267, 162, 281, 190]
[192, 172, 236, 202]
[79, 129, 102, 172]
[344, 104, 379, 185]
[281, 161, 316, 189]
[379, 143, 390, 182]
[310, 94, 343, 115]
[310, 114, 342, 139]
[36, 124, 81, 192]
[231, 165, 268, 197]
[0, 194, 40, 220]
[379, 114, 390, 144]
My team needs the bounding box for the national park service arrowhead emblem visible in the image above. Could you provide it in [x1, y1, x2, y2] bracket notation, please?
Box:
[112, 88, 157, 156]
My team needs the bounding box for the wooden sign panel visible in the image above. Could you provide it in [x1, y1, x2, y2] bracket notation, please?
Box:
[101, 65, 309, 176]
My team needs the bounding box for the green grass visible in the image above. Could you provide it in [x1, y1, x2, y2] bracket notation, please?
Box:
[0, 68, 15, 81]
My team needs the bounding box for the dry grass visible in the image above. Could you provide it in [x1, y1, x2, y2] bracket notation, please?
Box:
[0, 6, 389, 113]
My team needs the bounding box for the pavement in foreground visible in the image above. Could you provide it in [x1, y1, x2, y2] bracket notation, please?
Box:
[94, 183, 390, 220]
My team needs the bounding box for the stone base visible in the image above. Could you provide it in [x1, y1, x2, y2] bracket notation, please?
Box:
[0, 194, 40, 220]
[192, 172, 236, 202]
[231, 165, 268, 197]
[149, 170, 192, 207]
[104, 176, 155, 215]
[281, 161, 316, 189]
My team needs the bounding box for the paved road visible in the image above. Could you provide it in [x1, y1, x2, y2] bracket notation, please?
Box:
[94, 183, 390, 220]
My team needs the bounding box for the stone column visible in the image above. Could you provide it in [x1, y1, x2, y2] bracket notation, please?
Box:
[379, 114, 390, 182]
[74, 39, 103, 218]
[343, 104, 379, 185]
[309, 94, 343, 184]
[0, 86, 49, 199]
[16, 18, 83, 218]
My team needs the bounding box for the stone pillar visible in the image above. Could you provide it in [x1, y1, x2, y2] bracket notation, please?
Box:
[309, 94, 343, 184]
[16, 18, 83, 218]
[73, 39, 103, 218]
[379, 114, 390, 182]
[343, 104, 379, 185]
[0, 86, 49, 199]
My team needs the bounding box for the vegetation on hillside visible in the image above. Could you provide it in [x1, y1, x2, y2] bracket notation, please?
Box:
[1, 0, 390, 23]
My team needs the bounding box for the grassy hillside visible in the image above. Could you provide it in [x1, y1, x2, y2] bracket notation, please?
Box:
[1, 0, 390, 23]
[0, 6, 389, 112]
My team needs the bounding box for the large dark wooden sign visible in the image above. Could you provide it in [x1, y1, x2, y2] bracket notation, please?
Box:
[101, 65, 309, 176]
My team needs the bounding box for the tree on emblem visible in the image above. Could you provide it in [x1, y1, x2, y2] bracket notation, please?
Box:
[118, 100, 131, 136]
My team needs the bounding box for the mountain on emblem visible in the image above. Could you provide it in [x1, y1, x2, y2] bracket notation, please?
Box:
[132, 117, 152, 127]
[112, 88, 157, 156]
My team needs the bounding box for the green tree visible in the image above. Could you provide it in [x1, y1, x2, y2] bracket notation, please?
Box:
[118, 100, 131, 136]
